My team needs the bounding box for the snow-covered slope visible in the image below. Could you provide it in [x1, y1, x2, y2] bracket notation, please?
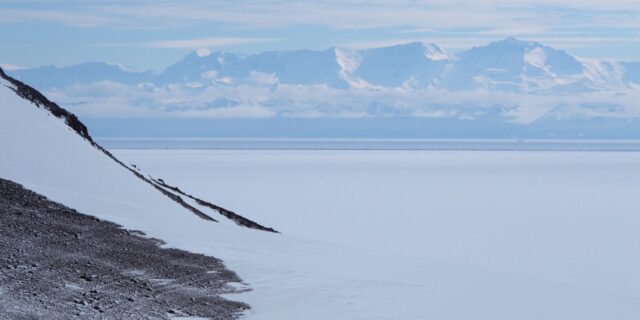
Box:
[0, 68, 274, 231]
[153, 38, 638, 93]
[155, 51, 243, 85]
[155, 48, 347, 88]
[352, 42, 448, 88]
[440, 37, 590, 93]
[0, 71, 202, 232]
[153, 43, 450, 89]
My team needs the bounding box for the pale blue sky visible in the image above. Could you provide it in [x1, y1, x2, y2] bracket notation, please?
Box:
[1, 0, 639, 71]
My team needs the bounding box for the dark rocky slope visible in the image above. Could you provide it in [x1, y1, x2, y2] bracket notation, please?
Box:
[153, 178, 278, 233]
[0, 178, 248, 319]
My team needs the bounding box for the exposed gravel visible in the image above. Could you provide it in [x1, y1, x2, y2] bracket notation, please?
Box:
[0, 178, 249, 319]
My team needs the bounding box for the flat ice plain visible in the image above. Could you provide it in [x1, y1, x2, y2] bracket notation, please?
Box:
[114, 147, 640, 319]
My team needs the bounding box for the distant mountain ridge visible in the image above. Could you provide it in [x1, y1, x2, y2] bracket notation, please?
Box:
[11, 62, 154, 90]
[6, 38, 640, 138]
[10, 38, 640, 93]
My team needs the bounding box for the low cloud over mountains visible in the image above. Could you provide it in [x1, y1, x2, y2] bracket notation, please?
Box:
[9, 38, 640, 129]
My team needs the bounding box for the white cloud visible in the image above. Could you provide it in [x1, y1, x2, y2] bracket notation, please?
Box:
[248, 71, 279, 85]
[43, 79, 640, 123]
[0, 7, 130, 28]
[2, 0, 638, 60]
[95, 37, 279, 49]
[179, 104, 276, 118]
[195, 48, 211, 57]
[340, 38, 499, 50]
[141, 37, 279, 49]
[0, 63, 24, 71]
[342, 35, 640, 51]
[2, 1, 639, 32]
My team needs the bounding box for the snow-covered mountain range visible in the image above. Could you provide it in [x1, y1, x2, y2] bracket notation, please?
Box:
[11, 38, 640, 93]
[7, 37, 640, 137]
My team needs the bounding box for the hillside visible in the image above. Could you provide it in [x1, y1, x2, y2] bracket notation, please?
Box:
[0, 67, 275, 232]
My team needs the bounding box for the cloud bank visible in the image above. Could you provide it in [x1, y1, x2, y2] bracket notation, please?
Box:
[44, 80, 640, 124]
[1, 1, 638, 49]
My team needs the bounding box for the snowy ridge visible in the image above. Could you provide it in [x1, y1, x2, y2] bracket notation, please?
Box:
[0, 68, 92, 141]
[0, 67, 217, 223]
[0, 67, 274, 231]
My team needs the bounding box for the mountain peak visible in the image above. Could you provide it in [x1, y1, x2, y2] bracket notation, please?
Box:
[489, 37, 536, 48]
[196, 48, 212, 57]
[383, 41, 444, 54]
[504, 36, 521, 43]
[399, 41, 427, 47]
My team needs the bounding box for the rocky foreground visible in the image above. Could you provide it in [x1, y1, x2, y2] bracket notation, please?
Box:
[0, 178, 248, 319]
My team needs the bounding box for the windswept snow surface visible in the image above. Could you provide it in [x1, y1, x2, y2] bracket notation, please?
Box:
[114, 149, 640, 319]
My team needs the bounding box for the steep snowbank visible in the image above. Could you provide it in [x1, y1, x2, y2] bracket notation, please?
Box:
[0, 76, 207, 233]
[0, 68, 274, 231]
